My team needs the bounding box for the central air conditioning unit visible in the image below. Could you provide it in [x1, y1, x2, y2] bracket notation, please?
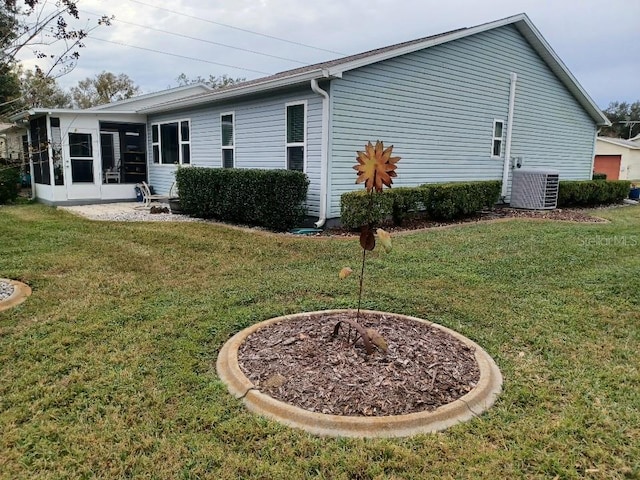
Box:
[510, 169, 560, 210]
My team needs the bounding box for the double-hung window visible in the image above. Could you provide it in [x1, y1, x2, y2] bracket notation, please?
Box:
[491, 120, 504, 158]
[221, 113, 234, 168]
[152, 120, 191, 165]
[286, 102, 306, 171]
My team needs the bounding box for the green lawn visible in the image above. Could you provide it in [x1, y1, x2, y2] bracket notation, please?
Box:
[1, 204, 638, 479]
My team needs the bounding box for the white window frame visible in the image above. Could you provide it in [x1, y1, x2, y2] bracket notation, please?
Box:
[285, 100, 307, 172]
[491, 119, 504, 159]
[220, 111, 235, 168]
[151, 118, 191, 165]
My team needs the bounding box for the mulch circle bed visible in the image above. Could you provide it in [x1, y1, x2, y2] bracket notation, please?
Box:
[237, 311, 480, 417]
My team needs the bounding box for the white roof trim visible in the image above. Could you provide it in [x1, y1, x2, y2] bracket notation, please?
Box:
[326, 14, 526, 75]
[140, 69, 327, 114]
[325, 14, 608, 126]
[12, 14, 608, 127]
[9, 108, 141, 121]
[597, 136, 640, 150]
[89, 83, 212, 111]
[140, 14, 608, 126]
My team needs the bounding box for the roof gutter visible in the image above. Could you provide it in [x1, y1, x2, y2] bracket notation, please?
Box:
[9, 109, 140, 122]
[310, 75, 330, 228]
[141, 69, 327, 114]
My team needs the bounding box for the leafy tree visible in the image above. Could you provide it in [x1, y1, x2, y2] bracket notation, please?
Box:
[0, 4, 21, 117]
[19, 66, 71, 108]
[175, 73, 245, 89]
[0, 1, 110, 118]
[600, 101, 640, 139]
[70, 71, 140, 108]
[0, 64, 20, 117]
[2, 0, 111, 78]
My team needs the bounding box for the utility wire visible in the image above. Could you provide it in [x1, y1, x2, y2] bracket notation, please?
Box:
[80, 10, 308, 65]
[126, 0, 346, 56]
[89, 36, 272, 75]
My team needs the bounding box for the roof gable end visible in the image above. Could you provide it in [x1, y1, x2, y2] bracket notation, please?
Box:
[140, 13, 609, 126]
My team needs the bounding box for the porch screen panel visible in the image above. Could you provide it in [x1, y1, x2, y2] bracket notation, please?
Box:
[29, 117, 50, 185]
[51, 117, 63, 185]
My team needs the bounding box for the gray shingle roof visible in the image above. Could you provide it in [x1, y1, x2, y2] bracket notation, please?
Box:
[214, 27, 466, 92]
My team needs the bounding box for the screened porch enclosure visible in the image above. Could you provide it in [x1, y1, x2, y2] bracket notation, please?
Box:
[98, 122, 147, 185]
[27, 115, 147, 204]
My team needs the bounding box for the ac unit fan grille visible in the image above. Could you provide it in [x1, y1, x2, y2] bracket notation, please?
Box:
[510, 170, 559, 210]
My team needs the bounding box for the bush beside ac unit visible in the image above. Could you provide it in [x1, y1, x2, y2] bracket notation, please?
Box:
[510, 169, 560, 210]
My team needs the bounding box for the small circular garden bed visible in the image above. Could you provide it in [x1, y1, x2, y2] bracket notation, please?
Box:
[217, 309, 502, 438]
[0, 278, 31, 312]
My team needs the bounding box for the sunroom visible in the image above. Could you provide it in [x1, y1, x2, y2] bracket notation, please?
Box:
[13, 109, 148, 205]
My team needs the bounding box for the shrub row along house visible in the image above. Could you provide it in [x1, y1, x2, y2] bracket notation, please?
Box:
[10, 13, 609, 225]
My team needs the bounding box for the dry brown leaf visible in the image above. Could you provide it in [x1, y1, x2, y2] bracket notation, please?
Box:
[376, 228, 392, 253]
[366, 328, 388, 353]
[339, 267, 353, 279]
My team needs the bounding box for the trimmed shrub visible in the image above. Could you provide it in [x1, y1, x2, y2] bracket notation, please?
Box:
[340, 180, 502, 228]
[340, 189, 394, 228]
[557, 180, 631, 207]
[422, 181, 502, 220]
[0, 167, 20, 204]
[387, 187, 428, 225]
[176, 167, 309, 231]
[592, 172, 607, 180]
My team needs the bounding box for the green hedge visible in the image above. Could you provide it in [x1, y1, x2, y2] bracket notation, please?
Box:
[422, 181, 502, 220]
[340, 180, 502, 229]
[557, 180, 631, 207]
[0, 167, 20, 204]
[592, 172, 607, 180]
[175, 167, 309, 231]
[340, 189, 395, 228]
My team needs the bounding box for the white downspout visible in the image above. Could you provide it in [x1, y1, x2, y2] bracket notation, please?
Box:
[26, 123, 35, 200]
[501, 72, 518, 199]
[311, 78, 330, 228]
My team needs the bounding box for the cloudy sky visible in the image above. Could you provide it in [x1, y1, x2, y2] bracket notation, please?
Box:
[19, 0, 639, 109]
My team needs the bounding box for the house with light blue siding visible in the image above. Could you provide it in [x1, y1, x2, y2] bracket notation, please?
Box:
[13, 13, 609, 225]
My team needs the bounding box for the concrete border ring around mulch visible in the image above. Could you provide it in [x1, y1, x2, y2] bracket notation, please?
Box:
[0, 279, 32, 312]
[217, 309, 503, 438]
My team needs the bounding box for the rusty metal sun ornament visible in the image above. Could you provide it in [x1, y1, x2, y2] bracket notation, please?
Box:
[354, 140, 401, 192]
[335, 140, 401, 355]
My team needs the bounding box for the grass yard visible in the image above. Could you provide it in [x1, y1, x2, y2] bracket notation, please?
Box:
[0, 204, 639, 479]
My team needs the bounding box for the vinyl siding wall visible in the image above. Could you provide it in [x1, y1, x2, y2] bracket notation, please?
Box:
[328, 24, 597, 217]
[147, 87, 323, 216]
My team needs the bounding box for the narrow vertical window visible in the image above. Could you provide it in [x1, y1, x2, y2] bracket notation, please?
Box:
[286, 102, 305, 171]
[221, 113, 234, 168]
[152, 124, 159, 164]
[492, 120, 504, 158]
[180, 121, 190, 164]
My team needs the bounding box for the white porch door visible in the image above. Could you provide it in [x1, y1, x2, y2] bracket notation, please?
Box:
[64, 129, 102, 200]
